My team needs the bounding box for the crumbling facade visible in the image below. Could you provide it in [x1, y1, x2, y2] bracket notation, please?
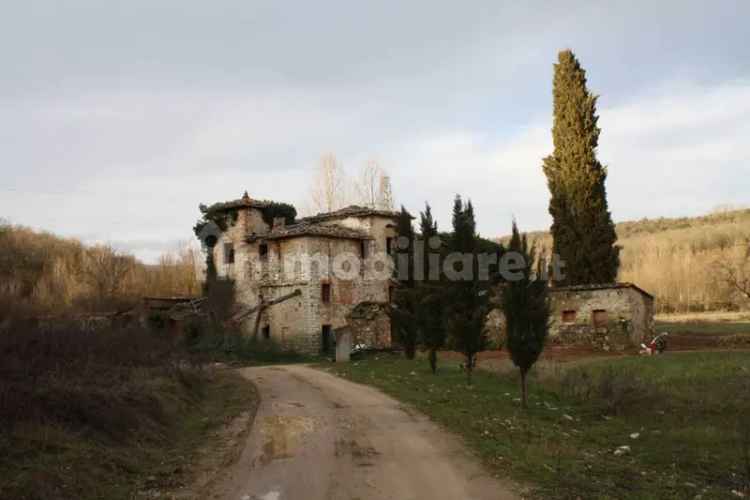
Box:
[205, 193, 398, 354]
[548, 283, 654, 350]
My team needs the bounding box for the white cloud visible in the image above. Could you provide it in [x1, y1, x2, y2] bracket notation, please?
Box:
[599, 81, 750, 219]
[3, 78, 748, 261]
[389, 80, 750, 238]
[2, 1, 749, 261]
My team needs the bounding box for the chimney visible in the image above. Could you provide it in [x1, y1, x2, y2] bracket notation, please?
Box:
[273, 217, 286, 229]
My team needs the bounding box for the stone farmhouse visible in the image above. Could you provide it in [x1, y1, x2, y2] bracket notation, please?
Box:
[205, 192, 399, 355]
[548, 283, 655, 350]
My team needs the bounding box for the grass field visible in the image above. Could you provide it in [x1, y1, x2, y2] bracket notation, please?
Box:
[324, 351, 750, 499]
[655, 312, 750, 350]
[656, 312, 750, 336]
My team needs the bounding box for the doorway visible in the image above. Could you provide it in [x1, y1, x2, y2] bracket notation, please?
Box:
[321, 324, 333, 354]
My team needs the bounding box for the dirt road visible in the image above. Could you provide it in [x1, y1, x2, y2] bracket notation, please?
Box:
[208, 364, 518, 500]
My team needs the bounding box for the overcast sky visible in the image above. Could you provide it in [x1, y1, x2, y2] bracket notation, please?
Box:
[2, 1, 748, 262]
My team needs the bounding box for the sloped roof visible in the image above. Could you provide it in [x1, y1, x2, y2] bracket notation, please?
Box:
[550, 282, 654, 299]
[301, 205, 404, 223]
[260, 221, 372, 241]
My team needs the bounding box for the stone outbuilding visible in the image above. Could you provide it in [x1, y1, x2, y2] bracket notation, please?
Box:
[548, 283, 655, 350]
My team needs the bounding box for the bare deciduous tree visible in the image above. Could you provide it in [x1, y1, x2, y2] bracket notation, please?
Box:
[84, 245, 134, 307]
[354, 160, 394, 210]
[356, 160, 381, 208]
[308, 154, 395, 214]
[151, 242, 201, 297]
[310, 153, 349, 213]
[719, 251, 750, 301]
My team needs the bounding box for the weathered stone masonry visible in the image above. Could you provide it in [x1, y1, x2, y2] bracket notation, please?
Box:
[209, 193, 398, 355]
[548, 283, 655, 350]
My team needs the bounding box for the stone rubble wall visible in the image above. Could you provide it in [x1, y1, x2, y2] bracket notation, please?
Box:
[548, 287, 653, 350]
[212, 208, 396, 355]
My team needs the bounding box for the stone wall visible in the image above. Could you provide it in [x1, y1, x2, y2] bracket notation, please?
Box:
[318, 215, 396, 257]
[214, 207, 270, 309]
[485, 308, 506, 348]
[347, 302, 391, 348]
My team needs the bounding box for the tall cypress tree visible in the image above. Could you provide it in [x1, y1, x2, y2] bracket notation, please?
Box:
[542, 50, 619, 285]
[446, 195, 488, 384]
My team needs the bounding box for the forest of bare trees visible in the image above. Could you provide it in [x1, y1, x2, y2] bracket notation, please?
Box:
[0, 221, 200, 316]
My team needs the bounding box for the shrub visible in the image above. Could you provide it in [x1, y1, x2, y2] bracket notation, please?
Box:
[558, 366, 657, 415]
[184, 327, 308, 365]
[0, 320, 201, 437]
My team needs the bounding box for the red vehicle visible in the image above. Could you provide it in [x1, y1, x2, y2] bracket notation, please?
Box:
[640, 333, 668, 355]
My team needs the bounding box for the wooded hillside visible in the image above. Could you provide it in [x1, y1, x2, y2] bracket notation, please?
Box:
[0, 221, 199, 316]
[500, 208, 750, 313]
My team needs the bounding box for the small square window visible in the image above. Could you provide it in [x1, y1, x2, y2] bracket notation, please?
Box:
[562, 310, 577, 323]
[592, 309, 608, 328]
[259, 243, 268, 259]
[321, 283, 331, 303]
[223, 243, 235, 264]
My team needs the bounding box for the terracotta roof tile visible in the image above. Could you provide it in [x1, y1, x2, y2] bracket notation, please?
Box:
[301, 205, 404, 223]
[256, 222, 372, 241]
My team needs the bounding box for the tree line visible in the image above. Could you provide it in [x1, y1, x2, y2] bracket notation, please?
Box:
[390, 197, 549, 407]
[388, 50, 625, 407]
[0, 221, 200, 317]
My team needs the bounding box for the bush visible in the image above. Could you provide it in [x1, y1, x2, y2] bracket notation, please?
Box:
[0, 314, 257, 500]
[0, 320, 201, 437]
[718, 334, 750, 347]
[558, 366, 658, 415]
[184, 327, 308, 365]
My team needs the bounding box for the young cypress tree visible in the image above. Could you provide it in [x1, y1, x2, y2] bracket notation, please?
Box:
[394, 206, 415, 286]
[419, 203, 438, 280]
[503, 221, 549, 409]
[446, 195, 488, 384]
[542, 50, 620, 285]
[392, 206, 419, 359]
[417, 203, 445, 374]
[450, 195, 475, 256]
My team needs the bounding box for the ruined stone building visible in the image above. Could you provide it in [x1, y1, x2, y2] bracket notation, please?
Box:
[488, 282, 655, 351]
[548, 283, 655, 350]
[204, 193, 399, 354]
